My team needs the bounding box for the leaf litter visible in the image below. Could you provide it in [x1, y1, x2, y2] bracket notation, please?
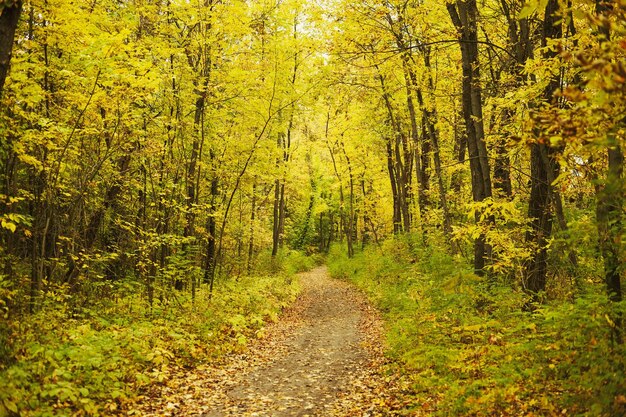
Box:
[135, 266, 418, 416]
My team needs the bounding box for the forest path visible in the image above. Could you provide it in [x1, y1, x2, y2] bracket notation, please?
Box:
[140, 266, 396, 416]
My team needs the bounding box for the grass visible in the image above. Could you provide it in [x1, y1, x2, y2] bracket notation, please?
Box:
[0, 251, 306, 417]
[327, 238, 626, 416]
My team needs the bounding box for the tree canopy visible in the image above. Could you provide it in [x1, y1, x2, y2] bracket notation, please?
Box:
[1, 0, 625, 415]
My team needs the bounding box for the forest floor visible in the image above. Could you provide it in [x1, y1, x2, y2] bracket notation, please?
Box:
[136, 266, 407, 416]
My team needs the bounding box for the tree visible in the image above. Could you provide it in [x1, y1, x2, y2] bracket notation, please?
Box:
[447, 0, 493, 274]
[522, 0, 563, 298]
[0, 0, 22, 97]
[594, 0, 623, 313]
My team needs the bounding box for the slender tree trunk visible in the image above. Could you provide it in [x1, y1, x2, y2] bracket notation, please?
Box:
[65, 151, 133, 288]
[450, 107, 466, 195]
[386, 11, 427, 231]
[318, 212, 325, 252]
[400, 59, 428, 230]
[594, 0, 623, 342]
[272, 127, 290, 256]
[430, 113, 454, 245]
[448, 0, 493, 274]
[341, 143, 355, 258]
[184, 97, 203, 241]
[416, 90, 431, 208]
[326, 114, 354, 257]
[247, 181, 256, 274]
[386, 137, 402, 233]
[596, 143, 624, 308]
[278, 182, 286, 247]
[421, 48, 453, 247]
[394, 134, 412, 233]
[525, 144, 560, 294]
[495, 0, 532, 198]
[204, 171, 218, 282]
[326, 212, 334, 252]
[29, 171, 47, 313]
[494, 109, 513, 197]
[523, 0, 563, 297]
[296, 156, 315, 250]
[360, 178, 370, 248]
[0, 0, 22, 98]
[272, 176, 281, 257]
[375, 66, 412, 233]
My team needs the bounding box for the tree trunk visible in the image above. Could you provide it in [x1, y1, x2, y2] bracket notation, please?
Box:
[597, 145, 623, 298]
[430, 112, 454, 247]
[386, 137, 402, 234]
[318, 212, 325, 252]
[523, 0, 563, 298]
[375, 66, 412, 233]
[296, 157, 315, 250]
[341, 142, 355, 258]
[0, 0, 22, 98]
[184, 97, 203, 241]
[422, 48, 453, 247]
[386, 10, 427, 233]
[594, 0, 623, 342]
[272, 177, 281, 257]
[326, 114, 354, 257]
[450, 107, 466, 195]
[204, 172, 218, 283]
[494, 109, 513, 197]
[326, 212, 334, 252]
[271, 158, 287, 257]
[360, 178, 370, 248]
[494, 0, 532, 198]
[447, 0, 493, 274]
[402, 67, 426, 223]
[29, 170, 48, 313]
[247, 181, 256, 274]
[272, 127, 290, 256]
[65, 151, 133, 289]
[525, 144, 560, 294]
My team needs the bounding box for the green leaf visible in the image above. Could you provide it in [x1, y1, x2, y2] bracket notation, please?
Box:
[1, 220, 16, 233]
[518, 2, 537, 19]
[549, 136, 562, 146]
[518, 0, 548, 19]
[593, 90, 608, 106]
[4, 400, 18, 413]
[462, 324, 483, 332]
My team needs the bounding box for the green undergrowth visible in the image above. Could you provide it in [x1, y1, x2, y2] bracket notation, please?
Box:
[253, 248, 321, 276]
[0, 252, 307, 417]
[327, 239, 626, 416]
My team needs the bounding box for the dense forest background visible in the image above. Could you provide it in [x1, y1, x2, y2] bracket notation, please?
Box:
[0, 0, 625, 415]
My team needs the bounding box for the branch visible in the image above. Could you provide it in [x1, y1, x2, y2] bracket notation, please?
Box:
[51, 68, 102, 189]
[335, 39, 516, 61]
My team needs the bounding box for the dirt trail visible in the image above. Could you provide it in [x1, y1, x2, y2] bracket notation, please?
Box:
[204, 266, 374, 416]
[140, 266, 392, 416]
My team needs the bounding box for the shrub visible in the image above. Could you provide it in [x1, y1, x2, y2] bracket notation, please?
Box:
[0, 272, 299, 416]
[327, 236, 626, 416]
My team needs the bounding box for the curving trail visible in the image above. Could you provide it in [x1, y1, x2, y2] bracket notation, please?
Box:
[204, 266, 374, 416]
[139, 266, 396, 416]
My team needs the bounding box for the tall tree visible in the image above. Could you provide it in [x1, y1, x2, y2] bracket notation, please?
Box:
[593, 0, 623, 340]
[447, 0, 493, 274]
[0, 0, 22, 97]
[523, 0, 563, 297]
